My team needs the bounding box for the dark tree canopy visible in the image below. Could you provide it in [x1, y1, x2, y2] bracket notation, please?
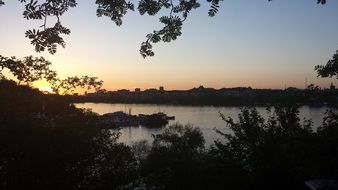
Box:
[315, 50, 338, 78]
[0, 0, 328, 58]
[0, 55, 103, 94]
[0, 55, 56, 84]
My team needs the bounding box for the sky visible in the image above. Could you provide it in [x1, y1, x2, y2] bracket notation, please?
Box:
[0, 0, 338, 91]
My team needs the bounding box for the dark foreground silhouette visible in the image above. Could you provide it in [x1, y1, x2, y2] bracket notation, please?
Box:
[1, 79, 338, 190]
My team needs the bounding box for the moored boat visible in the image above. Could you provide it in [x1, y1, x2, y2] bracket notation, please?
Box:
[100, 111, 175, 127]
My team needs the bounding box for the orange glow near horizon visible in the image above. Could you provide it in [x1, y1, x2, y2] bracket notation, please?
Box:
[38, 86, 54, 94]
[33, 80, 54, 94]
[1, 1, 338, 92]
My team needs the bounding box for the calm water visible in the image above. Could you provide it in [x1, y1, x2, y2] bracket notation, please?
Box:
[75, 103, 330, 147]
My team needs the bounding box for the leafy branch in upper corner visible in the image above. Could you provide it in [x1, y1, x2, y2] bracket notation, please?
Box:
[0, 0, 329, 57]
[15, 0, 76, 54]
[139, 0, 200, 58]
[207, 0, 221, 17]
[96, 0, 135, 26]
[25, 22, 71, 54]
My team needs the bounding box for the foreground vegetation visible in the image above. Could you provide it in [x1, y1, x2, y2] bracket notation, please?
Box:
[1, 79, 338, 190]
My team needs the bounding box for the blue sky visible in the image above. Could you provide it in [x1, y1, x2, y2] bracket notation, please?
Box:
[0, 0, 337, 90]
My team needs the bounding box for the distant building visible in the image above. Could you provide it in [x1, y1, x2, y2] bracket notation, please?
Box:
[117, 89, 130, 93]
[145, 88, 158, 94]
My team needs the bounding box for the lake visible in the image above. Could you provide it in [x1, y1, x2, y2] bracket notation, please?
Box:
[75, 103, 330, 147]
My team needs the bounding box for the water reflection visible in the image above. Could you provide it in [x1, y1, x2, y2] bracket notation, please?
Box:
[75, 103, 330, 147]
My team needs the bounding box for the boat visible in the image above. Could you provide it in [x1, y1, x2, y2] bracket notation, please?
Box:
[101, 111, 139, 127]
[140, 112, 169, 127]
[100, 111, 175, 127]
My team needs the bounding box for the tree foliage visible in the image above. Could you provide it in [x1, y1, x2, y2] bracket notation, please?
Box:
[0, 0, 328, 58]
[212, 106, 337, 190]
[142, 124, 206, 189]
[0, 55, 56, 84]
[137, 106, 338, 189]
[50, 75, 103, 95]
[0, 55, 103, 94]
[315, 50, 338, 78]
[0, 99, 137, 189]
[15, 0, 75, 54]
[96, 0, 134, 26]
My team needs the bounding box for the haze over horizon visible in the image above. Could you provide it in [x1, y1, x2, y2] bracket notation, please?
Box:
[1, 0, 338, 91]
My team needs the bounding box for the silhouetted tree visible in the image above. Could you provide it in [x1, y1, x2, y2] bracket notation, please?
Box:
[315, 50, 338, 78]
[316, 109, 338, 178]
[0, 0, 328, 57]
[0, 55, 56, 85]
[142, 124, 206, 189]
[314, 48, 338, 178]
[213, 106, 315, 190]
[0, 55, 103, 95]
[0, 88, 137, 190]
[50, 75, 103, 95]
